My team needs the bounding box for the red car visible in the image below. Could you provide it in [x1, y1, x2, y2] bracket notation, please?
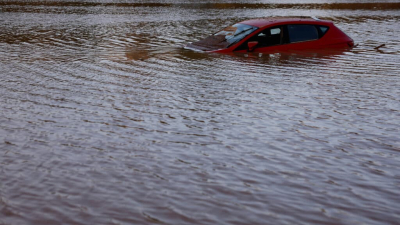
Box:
[185, 17, 354, 53]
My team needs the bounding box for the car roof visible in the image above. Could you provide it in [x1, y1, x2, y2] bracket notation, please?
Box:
[239, 17, 333, 28]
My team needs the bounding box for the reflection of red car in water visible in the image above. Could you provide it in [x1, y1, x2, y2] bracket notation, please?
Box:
[185, 17, 354, 53]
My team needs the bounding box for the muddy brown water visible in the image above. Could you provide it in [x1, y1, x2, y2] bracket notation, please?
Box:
[1, 1, 400, 224]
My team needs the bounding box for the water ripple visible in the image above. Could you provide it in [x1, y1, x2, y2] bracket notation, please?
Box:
[1, 1, 400, 225]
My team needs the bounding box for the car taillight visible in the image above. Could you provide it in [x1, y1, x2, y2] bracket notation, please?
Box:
[347, 41, 354, 47]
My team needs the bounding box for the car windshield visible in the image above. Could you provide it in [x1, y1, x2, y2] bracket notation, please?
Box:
[214, 23, 258, 45]
[186, 23, 258, 51]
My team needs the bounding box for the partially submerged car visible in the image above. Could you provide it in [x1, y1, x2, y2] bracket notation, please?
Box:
[185, 17, 354, 53]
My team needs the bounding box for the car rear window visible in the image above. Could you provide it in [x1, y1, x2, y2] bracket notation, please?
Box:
[288, 24, 319, 43]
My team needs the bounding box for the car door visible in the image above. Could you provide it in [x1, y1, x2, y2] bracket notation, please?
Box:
[234, 24, 328, 53]
[284, 24, 321, 50]
[234, 26, 288, 53]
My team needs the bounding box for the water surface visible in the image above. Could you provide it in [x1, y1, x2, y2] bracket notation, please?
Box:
[1, 1, 400, 224]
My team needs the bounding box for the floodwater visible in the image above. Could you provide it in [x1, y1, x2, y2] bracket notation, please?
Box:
[1, 0, 399, 224]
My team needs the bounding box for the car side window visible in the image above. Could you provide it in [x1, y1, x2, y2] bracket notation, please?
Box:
[287, 24, 319, 43]
[317, 25, 329, 38]
[235, 26, 284, 51]
[256, 26, 283, 47]
[319, 26, 328, 34]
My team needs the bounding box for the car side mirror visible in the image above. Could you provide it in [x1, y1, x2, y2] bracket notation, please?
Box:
[247, 41, 258, 52]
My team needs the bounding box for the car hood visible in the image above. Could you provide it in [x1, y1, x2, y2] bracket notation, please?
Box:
[185, 35, 230, 52]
